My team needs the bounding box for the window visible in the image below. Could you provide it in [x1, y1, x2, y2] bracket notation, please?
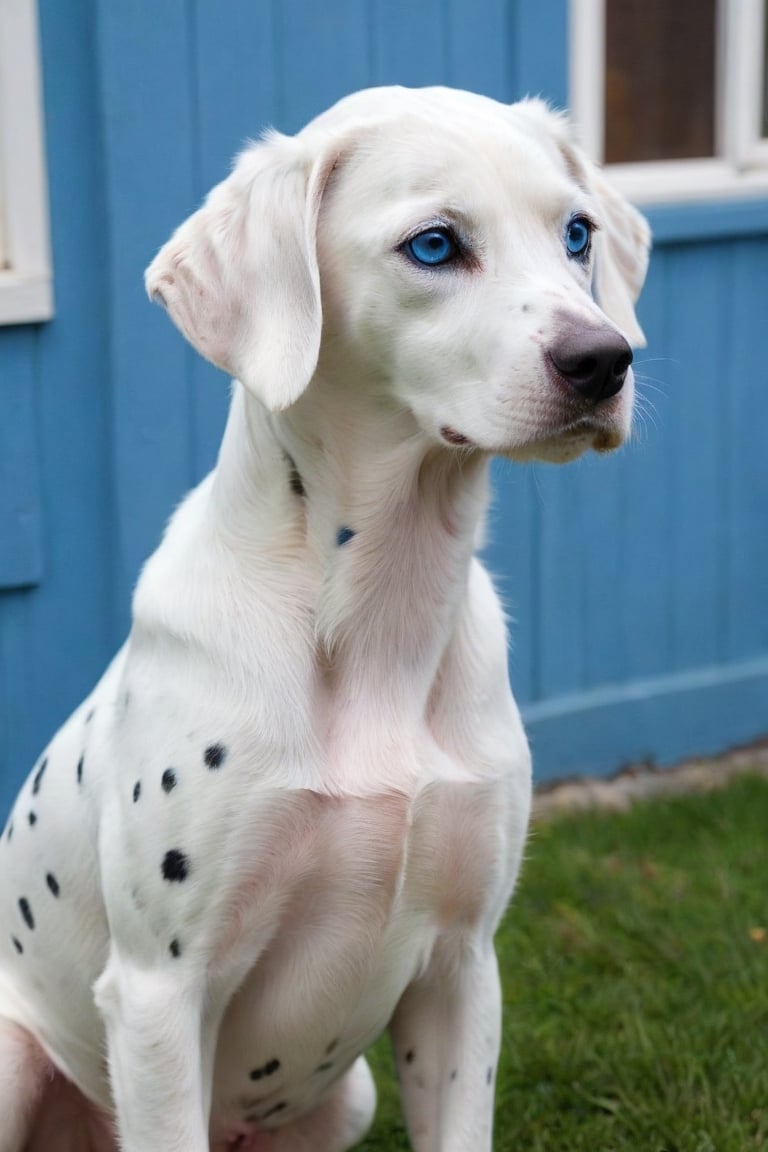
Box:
[570, 0, 768, 203]
[0, 0, 53, 324]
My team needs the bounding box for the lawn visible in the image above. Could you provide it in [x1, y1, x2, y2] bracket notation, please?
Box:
[358, 773, 768, 1152]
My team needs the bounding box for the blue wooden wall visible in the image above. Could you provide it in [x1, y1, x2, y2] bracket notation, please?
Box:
[1, 0, 766, 820]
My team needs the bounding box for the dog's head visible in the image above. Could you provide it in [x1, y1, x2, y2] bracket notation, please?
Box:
[146, 86, 650, 464]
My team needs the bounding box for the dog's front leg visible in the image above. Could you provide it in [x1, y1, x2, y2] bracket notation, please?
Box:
[95, 952, 211, 1152]
[390, 940, 502, 1152]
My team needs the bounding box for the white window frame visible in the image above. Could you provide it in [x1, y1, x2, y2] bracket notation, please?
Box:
[570, 0, 768, 205]
[0, 0, 53, 324]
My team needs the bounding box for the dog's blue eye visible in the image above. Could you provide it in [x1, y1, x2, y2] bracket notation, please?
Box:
[406, 228, 458, 267]
[565, 216, 592, 259]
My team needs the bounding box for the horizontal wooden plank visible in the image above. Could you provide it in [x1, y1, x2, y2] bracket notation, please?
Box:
[524, 656, 768, 781]
[647, 196, 768, 245]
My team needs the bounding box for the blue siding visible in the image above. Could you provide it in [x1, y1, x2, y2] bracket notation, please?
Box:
[512, 0, 568, 107]
[280, 1, 372, 127]
[665, 244, 726, 672]
[727, 239, 768, 662]
[96, 0, 201, 625]
[0, 328, 43, 589]
[1, 0, 114, 819]
[0, 0, 766, 819]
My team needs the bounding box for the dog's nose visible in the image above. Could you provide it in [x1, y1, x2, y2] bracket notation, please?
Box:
[548, 327, 633, 404]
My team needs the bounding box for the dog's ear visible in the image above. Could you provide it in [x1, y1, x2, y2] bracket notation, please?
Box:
[517, 99, 651, 348]
[581, 165, 651, 348]
[145, 131, 341, 411]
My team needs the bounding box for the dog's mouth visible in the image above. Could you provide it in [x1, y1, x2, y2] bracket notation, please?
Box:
[435, 383, 631, 462]
[441, 417, 627, 463]
[440, 425, 476, 448]
[498, 399, 630, 463]
[558, 420, 625, 453]
[537, 378, 632, 454]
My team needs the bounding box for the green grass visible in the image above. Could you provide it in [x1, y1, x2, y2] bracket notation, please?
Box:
[359, 774, 768, 1152]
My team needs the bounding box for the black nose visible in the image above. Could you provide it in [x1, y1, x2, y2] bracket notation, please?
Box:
[548, 327, 633, 403]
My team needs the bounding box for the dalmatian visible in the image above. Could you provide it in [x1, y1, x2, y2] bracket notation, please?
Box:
[0, 85, 649, 1152]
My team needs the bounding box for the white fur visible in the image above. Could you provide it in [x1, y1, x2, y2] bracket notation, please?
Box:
[0, 85, 649, 1152]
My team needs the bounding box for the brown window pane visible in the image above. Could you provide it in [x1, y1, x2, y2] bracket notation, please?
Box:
[604, 0, 717, 163]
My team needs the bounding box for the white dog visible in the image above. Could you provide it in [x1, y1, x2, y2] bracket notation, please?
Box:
[0, 86, 649, 1152]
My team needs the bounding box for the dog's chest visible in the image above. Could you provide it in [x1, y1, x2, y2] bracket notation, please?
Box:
[207, 777, 507, 1135]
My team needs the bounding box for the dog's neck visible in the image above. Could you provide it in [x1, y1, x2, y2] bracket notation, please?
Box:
[213, 380, 491, 724]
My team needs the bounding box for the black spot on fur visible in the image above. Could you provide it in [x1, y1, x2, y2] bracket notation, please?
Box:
[487, 1066, 493, 1085]
[32, 758, 47, 795]
[11, 937, 23, 954]
[283, 452, 305, 498]
[315, 1061, 334, 1073]
[289, 466, 305, 498]
[77, 756, 84, 785]
[18, 898, 34, 930]
[262, 1102, 288, 1119]
[46, 873, 60, 897]
[6, 821, 13, 842]
[336, 526, 356, 547]
[326, 1037, 339, 1054]
[249, 1057, 280, 1081]
[133, 781, 141, 803]
[450, 1069, 458, 1081]
[169, 938, 181, 958]
[28, 812, 36, 827]
[161, 768, 177, 794]
[405, 1049, 415, 1064]
[85, 708, 95, 723]
[162, 849, 189, 883]
[204, 743, 227, 770]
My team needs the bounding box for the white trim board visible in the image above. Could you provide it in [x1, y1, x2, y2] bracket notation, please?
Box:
[0, 0, 53, 324]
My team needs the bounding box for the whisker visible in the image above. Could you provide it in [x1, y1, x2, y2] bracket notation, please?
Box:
[633, 391, 659, 415]
[633, 375, 668, 396]
[634, 396, 659, 425]
[630, 394, 660, 442]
